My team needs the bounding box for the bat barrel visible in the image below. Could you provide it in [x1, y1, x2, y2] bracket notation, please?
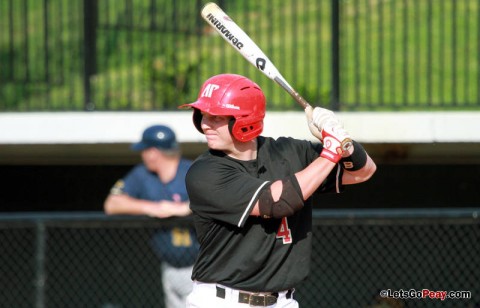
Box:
[202, 2, 311, 110]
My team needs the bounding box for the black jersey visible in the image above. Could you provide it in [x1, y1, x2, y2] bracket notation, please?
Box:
[185, 136, 343, 292]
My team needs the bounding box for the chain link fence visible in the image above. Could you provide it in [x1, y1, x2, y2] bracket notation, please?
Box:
[1, 209, 478, 307]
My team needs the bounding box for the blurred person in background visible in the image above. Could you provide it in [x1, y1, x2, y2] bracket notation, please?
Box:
[104, 124, 198, 308]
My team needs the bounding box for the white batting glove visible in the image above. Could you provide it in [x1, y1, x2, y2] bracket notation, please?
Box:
[305, 106, 340, 141]
[305, 106, 322, 140]
[320, 122, 353, 163]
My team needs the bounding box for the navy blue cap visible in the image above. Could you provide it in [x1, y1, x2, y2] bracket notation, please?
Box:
[131, 125, 178, 151]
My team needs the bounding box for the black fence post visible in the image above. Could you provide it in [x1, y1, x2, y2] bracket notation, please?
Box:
[331, 0, 340, 111]
[83, 0, 98, 111]
[34, 222, 47, 308]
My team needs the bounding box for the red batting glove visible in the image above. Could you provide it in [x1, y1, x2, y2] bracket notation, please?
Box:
[320, 122, 352, 163]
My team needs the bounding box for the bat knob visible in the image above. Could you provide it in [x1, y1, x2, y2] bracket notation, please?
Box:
[341, 139, 353, 152]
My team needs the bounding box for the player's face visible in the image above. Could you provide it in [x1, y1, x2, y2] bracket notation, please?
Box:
[141, 147, 160, 171]
[200, 112, 235, 151]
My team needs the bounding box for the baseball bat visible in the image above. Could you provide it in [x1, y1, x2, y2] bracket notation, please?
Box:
[201, 2, 352, 151]
[201, 2, 310, 109]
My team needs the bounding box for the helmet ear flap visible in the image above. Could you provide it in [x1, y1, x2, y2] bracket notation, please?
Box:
[193, 108, 203, 134]
[230, 117, 263, 142]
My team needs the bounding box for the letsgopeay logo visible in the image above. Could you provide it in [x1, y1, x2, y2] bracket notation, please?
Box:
[205, 13, 244, 50]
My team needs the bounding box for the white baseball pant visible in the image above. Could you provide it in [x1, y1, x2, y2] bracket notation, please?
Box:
[186, 281, 299, 308]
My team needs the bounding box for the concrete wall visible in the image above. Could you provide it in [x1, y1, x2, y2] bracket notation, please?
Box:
[1, 111, 480, 164]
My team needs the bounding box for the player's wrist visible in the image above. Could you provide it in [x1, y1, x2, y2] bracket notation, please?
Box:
[142, 203, 154, 217]
[340, 140, 367, 171]
[320, 148, 342, 163]
[142, 201, 161, 217]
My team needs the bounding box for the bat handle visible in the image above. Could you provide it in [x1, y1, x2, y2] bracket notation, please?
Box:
[290, 91, 311, 109]
[341, 138, 353, 152]
[273, 77, 311, 109]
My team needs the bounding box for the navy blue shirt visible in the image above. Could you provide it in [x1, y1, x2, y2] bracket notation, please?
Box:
[120, 160, 191, 203]
[111, 158, 199, 267]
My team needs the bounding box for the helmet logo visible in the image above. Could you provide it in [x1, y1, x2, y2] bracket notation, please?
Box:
[225, 103, 240, 110]
[201, 83, 220, 98]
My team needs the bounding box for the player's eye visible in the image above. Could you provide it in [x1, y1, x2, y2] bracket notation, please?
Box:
[211, 115, 228, 123]
[201, 113, 230, 125]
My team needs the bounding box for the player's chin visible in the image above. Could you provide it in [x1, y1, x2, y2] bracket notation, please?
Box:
[205, 138, 226, 151]
[206, 140, 221, 150]
[205, 136, 217, 147]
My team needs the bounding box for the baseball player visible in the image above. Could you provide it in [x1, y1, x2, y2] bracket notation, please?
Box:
[179, 74, 376, 308]
[104, 125, 199, 308]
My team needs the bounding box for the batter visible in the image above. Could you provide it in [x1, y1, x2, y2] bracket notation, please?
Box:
[179, 74, 376, 307]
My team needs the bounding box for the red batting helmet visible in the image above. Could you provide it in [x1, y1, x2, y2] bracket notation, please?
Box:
[179, 74, 266, 142]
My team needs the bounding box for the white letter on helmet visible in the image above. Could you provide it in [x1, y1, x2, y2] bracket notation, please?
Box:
[201, 84, 220, 98]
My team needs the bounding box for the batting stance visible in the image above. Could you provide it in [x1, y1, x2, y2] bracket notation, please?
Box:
[179, 74, 376, 307]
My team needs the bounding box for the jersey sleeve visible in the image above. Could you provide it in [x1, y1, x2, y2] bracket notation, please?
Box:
[110, 165, 144, 197]
[186, 157, 270, 228]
